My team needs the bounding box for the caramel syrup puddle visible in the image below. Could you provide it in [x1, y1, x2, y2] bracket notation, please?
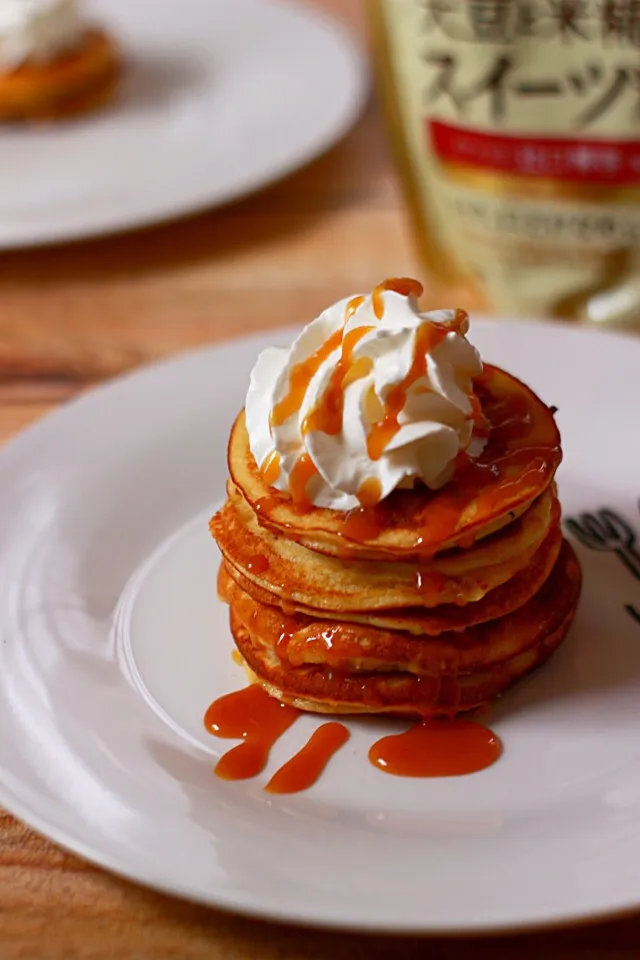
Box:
[205, 686, 299, 780]
[205, 686, 501, 791]
[205, 687, 349, 794]
[368, 719, 501, 777]
[266, 722, 350, 794]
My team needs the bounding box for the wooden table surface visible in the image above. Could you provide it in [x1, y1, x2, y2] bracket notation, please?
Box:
[0, 1, 637, 957]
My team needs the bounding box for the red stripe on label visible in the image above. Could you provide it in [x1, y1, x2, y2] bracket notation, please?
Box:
[428, 120, 640, 185]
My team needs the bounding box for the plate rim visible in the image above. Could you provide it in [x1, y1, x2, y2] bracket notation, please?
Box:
[5, 782, 640, 937]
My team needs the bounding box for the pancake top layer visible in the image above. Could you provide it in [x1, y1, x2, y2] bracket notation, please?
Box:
[229, 364, 561, 559]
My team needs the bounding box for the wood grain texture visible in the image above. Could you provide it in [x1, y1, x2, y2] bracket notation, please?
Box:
[0, 1, 638, 957]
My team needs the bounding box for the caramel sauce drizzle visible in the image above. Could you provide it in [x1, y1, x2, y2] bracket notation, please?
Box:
[413, 569, 457, 605]
[356, 477, 382, 508]
[371, 277, 423, 320]
[335, 364, 557, 551]
[260, 450, 281, 486]
[271, 279, 429, 507]
[301, 324, 374, 436]
[265, 722, 350, 794]
[274, 619, 297, 662]
[368, 719, 501, 778]
[288, 452, 319, 507]
[467, 393, 489, 436]
[204, 685, 501, 791]
[344, 293, 366, 323]
[270, 327, 343, 428]
[340, 505, 385, 542]
[205, 686, 299, 780]
[254, 494, 282, 516]
[246, 555, 270, 574]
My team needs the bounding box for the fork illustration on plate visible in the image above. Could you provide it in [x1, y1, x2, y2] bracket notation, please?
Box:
[565, 507, 640, 623]
[565, 508, 640, 581]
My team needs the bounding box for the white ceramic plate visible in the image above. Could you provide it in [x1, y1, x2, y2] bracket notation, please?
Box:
[2, 320, 640, 933]
[0, 0, 366, 248]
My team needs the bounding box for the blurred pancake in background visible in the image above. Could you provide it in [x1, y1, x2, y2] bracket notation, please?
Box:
[0, 1, 120, 121]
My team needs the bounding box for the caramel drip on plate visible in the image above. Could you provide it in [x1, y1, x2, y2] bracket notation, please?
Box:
[366, 315, 465, 461]
[371, 277, 424, 320]
[302, 325, 374, 436]
[204, 686, 348, 794]
[260, 450, 281, 486]
[288, 452, 318, 507]
[204, 689, 502, 791]
[270, 328, 343, 427]
[205, 686, 300, 780]
[369, 719, 501, 777]
[266, 722, 350, 794]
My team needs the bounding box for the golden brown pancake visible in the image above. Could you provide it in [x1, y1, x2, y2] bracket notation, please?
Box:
[231, 580, 575, 718]
[229, 542, 580, 717]
[222, 539, 579, 678]
[228, 365, 561, 562]
[238, 615, 574, 717]
[0, 29, 120, 121]
[227, 480, 557, 577]
[220, 519, 563, 636]
[211, 487, 559, 610]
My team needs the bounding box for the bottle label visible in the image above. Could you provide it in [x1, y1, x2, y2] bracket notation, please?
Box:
[378, 0, 640, 317]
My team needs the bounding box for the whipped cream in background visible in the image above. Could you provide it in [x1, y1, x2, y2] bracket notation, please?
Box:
[0, 0, 85, 70]
[245, 284, 485, 511]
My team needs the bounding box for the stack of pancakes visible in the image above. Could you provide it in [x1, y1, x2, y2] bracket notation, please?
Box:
[211, 364, 581, 717]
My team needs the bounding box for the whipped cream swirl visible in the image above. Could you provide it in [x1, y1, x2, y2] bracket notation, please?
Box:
[245, 280, 485, 511]
[0, 0, 85, 70]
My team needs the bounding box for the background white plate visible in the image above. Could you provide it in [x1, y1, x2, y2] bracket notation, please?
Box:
[1, 320, 640, 933]
[0, 0, 367, 248]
